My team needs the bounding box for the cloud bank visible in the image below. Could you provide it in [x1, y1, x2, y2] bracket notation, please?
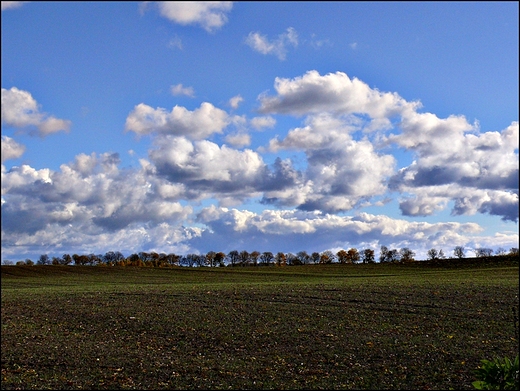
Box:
[2, 71, 518, 261]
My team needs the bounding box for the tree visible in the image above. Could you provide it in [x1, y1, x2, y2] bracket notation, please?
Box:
[453, 246, 465, 259]
[37, 254, 50, 265]
[227, 250, 240, 267]
[275, 252, 287, 266]
[88, 253, 102, 266]
[103, 251, 119, 266]
[427, 248, 439, 261]
[205, 251, 216, 267]
[184, 253, 200, 267]
[361, 249, 375, 264]
[296, 251, 310, 265]
[387, 249, 400, 263]
[346, 248, 360, 264]
[51, 256, 62, 265]
[285, 253, 298, 265]
[250, 251, 261, 266]
[311, 252, 320, 264]
[495, 247, 506, 256]
[62, 254, 73, 266]
[509, 248, 519, 256]
[239, 250, 250, 266]
[336, 249, 349, 264]
[214, 252, 226, 267]
[400, 248, 415, 263]
[260, 251, 274, 266]
[126, 253, 140, 266]
[379, 246, 389, 263]
[475, 248, 493, 258]
[194, 254, 205, 267]
[320, 250, 335, 264]
[25, 259, 34, 266]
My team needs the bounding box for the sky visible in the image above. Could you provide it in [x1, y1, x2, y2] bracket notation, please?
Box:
[1, 1, 518, 263]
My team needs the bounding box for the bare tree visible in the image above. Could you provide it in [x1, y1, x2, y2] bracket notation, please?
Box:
[285, 253, 297, 265]
[239, 250, 250, 266]
[475, 248, 493, 258]
[400, 248, 415, 263]
[260, 251, 274, 266]
[296, 251, 310, 265]
[379, 246, 389, 263]
[453, 246, 465, 259]
[227, 250, 240, 267]
[427, 248, 439, 260]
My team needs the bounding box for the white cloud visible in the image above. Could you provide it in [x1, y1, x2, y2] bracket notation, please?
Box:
[125, 102, 230, 139]
[250, 115, 276, 130]
[389, 121, 519, 221]
[1, 136, 25, 163]
[170, 83, 195, 97]
[245, 27, 298, 60]
[1, 152, 193, 236]
[1, 1, 26, 11]
[257, 70, 417, 119]
[149, 135, 266, 195]
[224, 132, 250, 147]
[155, 1, 233, 32]
[1, 87, 71, 136]
[263, 113, 395, 212]
[228, 94, 243, 109]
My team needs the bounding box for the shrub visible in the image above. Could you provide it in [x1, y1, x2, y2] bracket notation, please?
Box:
[472, 355, 519, 390]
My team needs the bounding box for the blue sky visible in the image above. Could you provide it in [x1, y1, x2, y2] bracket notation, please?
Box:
[1, 1, 518, 262]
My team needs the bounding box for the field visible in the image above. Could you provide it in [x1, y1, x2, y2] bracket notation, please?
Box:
[2, 261, 519, 390]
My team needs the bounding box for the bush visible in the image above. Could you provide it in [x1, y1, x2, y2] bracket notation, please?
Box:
[472, 355, 519, 390]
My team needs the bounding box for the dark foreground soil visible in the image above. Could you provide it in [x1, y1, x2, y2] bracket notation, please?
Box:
[1, 263, 518, 389]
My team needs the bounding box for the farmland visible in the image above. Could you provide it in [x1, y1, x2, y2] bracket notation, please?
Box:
[1, 261, 518, 390]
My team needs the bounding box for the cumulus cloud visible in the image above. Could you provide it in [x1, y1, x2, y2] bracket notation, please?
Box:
[263, 113, 396, 212]
[390, 121, 519, 221]
[257, 70, 518, 222]
[1, 152, 193, 236]
[148, 135, 302, 205]
[154, 1, 233, 32]
[245, 27, 298, 60]
[170, 83, 195, 97]
[257, 70, 416, 120]
[1, 87, 71, 136]
[125, 102, 230, 139]
[1, 136, 25, 163]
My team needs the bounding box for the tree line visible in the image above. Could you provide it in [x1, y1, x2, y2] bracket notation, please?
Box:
[4, 246, 519, 267]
